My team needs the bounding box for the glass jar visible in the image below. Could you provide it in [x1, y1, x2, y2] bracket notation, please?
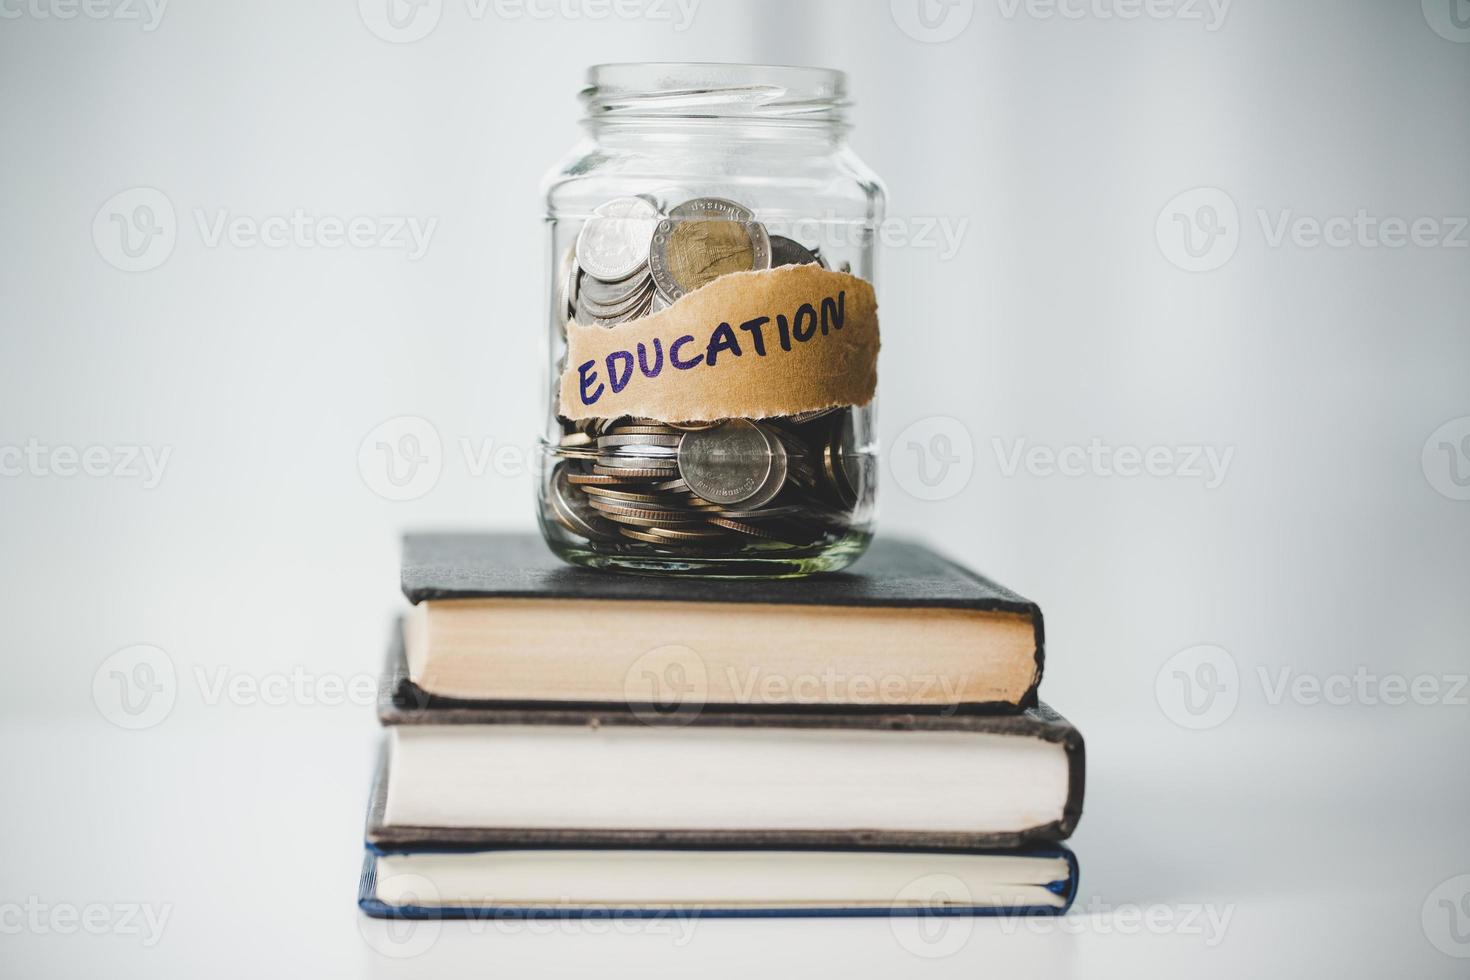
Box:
[537, 63, 885, 577]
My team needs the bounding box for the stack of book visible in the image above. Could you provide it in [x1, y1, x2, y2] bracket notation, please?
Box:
[359, 532, 1085, 919]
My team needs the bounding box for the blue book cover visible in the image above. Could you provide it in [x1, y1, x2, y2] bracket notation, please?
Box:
[359, 843, 1078, 920]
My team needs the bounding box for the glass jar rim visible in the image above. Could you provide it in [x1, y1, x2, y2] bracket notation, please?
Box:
[582, 62, 848, 123]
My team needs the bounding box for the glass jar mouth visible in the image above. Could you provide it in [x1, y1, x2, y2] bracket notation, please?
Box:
[582, 62, 848, 124]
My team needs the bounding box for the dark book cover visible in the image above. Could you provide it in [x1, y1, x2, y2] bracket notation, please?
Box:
[368, 696, 1085, 850]
[358, 844, 1080, 920]
[399, 532, 1046, 708]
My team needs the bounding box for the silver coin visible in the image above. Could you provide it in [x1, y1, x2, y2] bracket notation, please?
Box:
[594, 453, 679, 470]
[714, 504, 804, 520]
[586, 495, 702, 516]
[822, 412, 862, 509]
[597, 433, 683, 449]
[602, 444, 678, 458]
[577, 279, 654, 320]
[575, 290, 655, 328]
[578, 270, 652, 310]
[770, 235, 821, 267]
[607, 423, 679, 436]
[668, 197, 756, 222]
[575, 197, 662, 283]
[751, 435, 789, 509]
[677, 419, 783, 507]
[549, 464, 620, 542]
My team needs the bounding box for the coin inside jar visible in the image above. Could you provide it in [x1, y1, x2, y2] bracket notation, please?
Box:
[769, 235, 821, 267]
[649, 198, 772, 302]
[549, 464, 620, 542]
[575, 196, 662, 283]
[676, 419, 785, 507]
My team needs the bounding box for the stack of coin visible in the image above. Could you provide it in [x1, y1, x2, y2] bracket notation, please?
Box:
[570, 196, 662, 327]
[547, 414, 864, 551]
[551, 195, 860, 554]
[564, 195, 834, 328]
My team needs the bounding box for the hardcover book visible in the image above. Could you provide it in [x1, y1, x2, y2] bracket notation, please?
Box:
[372, 649, 1085, 851]
[399, 532, 1045, 710]
[359, 842, 1079, 919]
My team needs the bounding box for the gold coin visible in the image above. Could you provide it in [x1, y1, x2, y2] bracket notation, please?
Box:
[666, 220, 754, 292]
[566, 473, 624, 486]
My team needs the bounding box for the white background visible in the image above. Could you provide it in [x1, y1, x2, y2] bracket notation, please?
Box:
[1, 0, 1468, 976]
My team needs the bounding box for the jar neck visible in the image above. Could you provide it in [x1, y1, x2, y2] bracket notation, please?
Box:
[581, 63, 850, 148]
[585, 116, 849, 148]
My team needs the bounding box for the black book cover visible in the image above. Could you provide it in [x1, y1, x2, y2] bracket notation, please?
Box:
[400, 532, 1045, 708]
[370, 662, 1085, 850]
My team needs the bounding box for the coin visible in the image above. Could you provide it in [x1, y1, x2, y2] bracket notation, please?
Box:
[770, 235, 821, 267]
[677, 419, 780, 506]
[749, 437, 789, 509]
[607, 423, 679, 436]
[599, 446, 679, 461]
[822, 412, 862, 509]
[646, 525, 730, 541]
[549, 464, 620, 542]
[592, 466, 676, 479]
[581, 486, 677, 504]
[575, 196, 662, 282]
[649, 198, 772, 302]
[651, 220, 747, 297]
[714, 504, 804, 519]
[566, 472, 623, 486]
[597, 433, 683, 449]
[601, 448, 678, 463]
[617, 527, 673, 545]
[668, 198, 754, 222]
[578, 268, 650, 308]
[597, 510, 707, 529]
[707, 516, 782, 538]
[576, 284, 655, 327]
[586, 493, 699, 513]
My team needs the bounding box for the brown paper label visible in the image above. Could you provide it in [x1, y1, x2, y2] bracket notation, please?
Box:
[559, 264, 879, 423]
